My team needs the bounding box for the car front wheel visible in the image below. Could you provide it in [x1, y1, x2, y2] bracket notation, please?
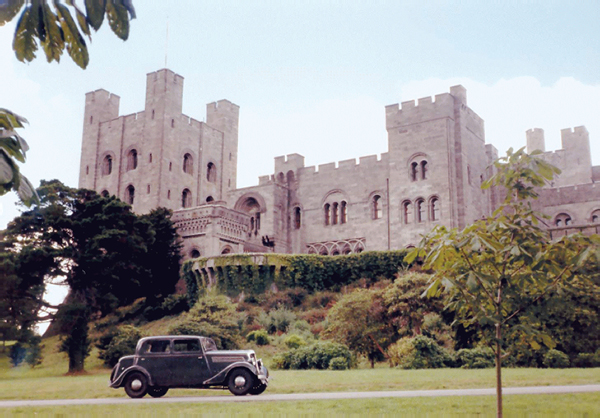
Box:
[249, 382, 267, 395]
[124, 371, 148, 398]
[227, 368, 254, 396]
[148, 386, 169, 398]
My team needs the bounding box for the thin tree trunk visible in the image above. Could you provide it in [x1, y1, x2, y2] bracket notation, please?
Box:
[495, 323, 503, 417]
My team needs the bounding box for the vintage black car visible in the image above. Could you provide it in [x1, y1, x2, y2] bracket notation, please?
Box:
[109, 335, 269, 398]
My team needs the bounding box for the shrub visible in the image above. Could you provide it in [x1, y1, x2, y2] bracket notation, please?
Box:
[143, 294, 189, 321]
[257, 308, 297, 334]
[9, 336, 44, 368]
[273, 341, 354, 370]
[168, 321, 240, 349]
[9, 343, 26, 367]
[97, 325, 143, 367]
[543, 349, 570, 368]
[455, 347, 495, 369]
[246, 330, 270, 346]
[283, 334, 306, 349]
[328, 356, 349, 370]
[573, 351, 600, 368]
[387, 335, 452, 369]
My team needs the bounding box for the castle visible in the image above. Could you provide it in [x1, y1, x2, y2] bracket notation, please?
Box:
[78, 69, 600, 259]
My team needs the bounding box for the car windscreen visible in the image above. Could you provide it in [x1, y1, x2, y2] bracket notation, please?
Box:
[201, 338, 218, 352]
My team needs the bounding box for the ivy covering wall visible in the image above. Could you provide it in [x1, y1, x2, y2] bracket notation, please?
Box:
[182, 250, 410, 302]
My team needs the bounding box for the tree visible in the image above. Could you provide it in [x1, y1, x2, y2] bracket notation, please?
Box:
[407, 148, 600, 418]
[1, 0, 136, 69]
[0, 109, 37, 205]
[382, 272, 443, 337]
[0, 1, 135, 204]
[322, 288, 394, 368]
[2, 179, 181, 373]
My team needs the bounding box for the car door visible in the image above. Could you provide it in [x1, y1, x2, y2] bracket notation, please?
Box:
[169, 337, 211, 386]
[136, 338, 172, 386]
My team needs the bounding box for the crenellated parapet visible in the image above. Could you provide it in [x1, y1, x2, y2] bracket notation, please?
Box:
[298, 153, 389, 177]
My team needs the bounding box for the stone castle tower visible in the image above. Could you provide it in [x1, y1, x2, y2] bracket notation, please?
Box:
[79, 69, 600, 260]
[79, 69, 239, 213]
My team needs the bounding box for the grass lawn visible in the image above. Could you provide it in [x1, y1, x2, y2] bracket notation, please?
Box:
[3, 394, 600, 416]
[1, 335, 599, 415]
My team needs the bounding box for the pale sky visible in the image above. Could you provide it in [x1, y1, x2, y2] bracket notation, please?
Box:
[1, 0, 599, 230]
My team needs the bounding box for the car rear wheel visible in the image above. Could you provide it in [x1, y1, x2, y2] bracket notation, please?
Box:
[227, 368, 254, 396]
[249, 382, 267, 395]
[148, 386, 169, 398]
[124, 372, 148, 398]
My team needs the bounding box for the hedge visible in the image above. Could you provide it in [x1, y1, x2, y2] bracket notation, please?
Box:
[182, 250, 410, 302]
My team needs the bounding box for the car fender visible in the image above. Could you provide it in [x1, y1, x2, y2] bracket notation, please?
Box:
[202, 361, 258, 386]
[109, 365, 154, 388]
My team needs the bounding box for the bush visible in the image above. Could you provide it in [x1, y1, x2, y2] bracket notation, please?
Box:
[387, 335, 453, 369]
[273, 341, 354, 370]
[543, 349, 570, 368]
[143, 294, 189, 321]
[283, 334, 306, 349]
[573, 351, 600, 368]
[257, 308, 297, 334]
[246, 330, 270, 346]
[9, 336, 44, 368]
[97, 325, 143, 367]
[9, 343, 26, 367]
[328, 356, 349, 370]
[455, 347, 495, 369]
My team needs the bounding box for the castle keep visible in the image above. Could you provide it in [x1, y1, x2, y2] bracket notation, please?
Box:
[79, 69, 600, 259]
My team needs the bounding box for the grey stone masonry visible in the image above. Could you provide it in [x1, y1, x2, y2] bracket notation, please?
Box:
[79, 69, 600, 260]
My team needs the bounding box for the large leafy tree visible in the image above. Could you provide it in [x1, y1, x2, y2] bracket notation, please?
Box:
[407, 148, 600, 418]
[323, 288, 395, 368]
[1, 0, 136, 69]
[0, 1, 135, 204]
[2, 179, 181, 373]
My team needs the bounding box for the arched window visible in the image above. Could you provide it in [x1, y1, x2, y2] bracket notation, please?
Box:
[101, 190, 109, 198]
[342, 245, 352, 255]
[592, 210, 600, 223]
[126, 149, 138, 171]
[410, 162, 418, 181]
[190, 249, 201, 258]
[372, 195, 382, 219]
[340, 201, 347, 224]
[430, 197, 440, 221]
[403, 201, 412, 224]
[324, 204, 331, 225]
[206, 196, 214, 203]
[554, 213, 572, 227]
[294, 207, 301, 229]
[102, 155, 112, 176]
[182, 189, 192, 208]
[207, 162, 217, 182]
[332, 202, 339, 225]
[221, 246, 232, 255]
[126, 185, 135, 205]
[183, 153, 193, 174]
[416, 199, 425, 223]
[421, 161, 427, 180]
[277, 172, 285, 183]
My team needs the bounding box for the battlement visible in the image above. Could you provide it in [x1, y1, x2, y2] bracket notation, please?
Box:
[274, 153, 305, 174]
[526, 128, 546, 153]
[299, 153, 389, 176]
[386, 90, 457, 130]
[145, 68, 184, 114]
[207, 99, 240, 116]
[561, 126, 589, 149]
[84, 89, 120, 124]
[206, 99, 240, 134]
